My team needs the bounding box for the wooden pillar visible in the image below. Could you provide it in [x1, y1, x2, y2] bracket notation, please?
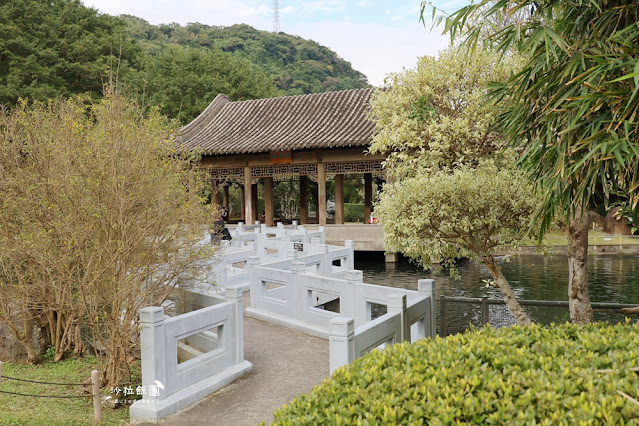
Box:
[251, 182, 259, 223]
[211, 178, 221, 206]
[335, 174, 344, 224]
[240, 185, 245, 220]
[222, 185, 229, 211]
[243, 166, 254, 224]
[264, 177, 274, 226]
[300, 175, 308, 224]
[364, 173, 372, 224]
[318, 163, 327, 226]
[313, 181, 319, 223]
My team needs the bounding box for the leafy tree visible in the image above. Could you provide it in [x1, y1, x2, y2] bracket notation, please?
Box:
[429, 0, 639, 324]
[126, 45, 278, 123]
[0, 0, 139, 106]
[0, 91, 213, 386]
[370, 47, 539, 325]
[377, 161, 539, 325]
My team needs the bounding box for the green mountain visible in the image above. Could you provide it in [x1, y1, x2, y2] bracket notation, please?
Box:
[0, 0, 370, 123]
[121, 17, 370, 96]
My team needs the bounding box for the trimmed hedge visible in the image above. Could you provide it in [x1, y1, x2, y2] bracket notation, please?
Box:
[273, 323, 639, 424]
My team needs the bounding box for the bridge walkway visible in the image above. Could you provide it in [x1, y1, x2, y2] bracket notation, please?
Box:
[156, 295, 329, 425]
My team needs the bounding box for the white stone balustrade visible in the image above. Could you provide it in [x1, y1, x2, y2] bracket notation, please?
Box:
[216, 224, 435, 371]
[209, 222, 330, 291]
[129, 286, 252, 424]
[329, 279, 436, 373]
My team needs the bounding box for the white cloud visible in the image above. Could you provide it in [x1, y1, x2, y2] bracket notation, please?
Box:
[83, 0, 272, 26]
[284, 1, 346, 16]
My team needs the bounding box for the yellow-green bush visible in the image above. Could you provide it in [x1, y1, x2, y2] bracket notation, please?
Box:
[273, 323, 639, 424]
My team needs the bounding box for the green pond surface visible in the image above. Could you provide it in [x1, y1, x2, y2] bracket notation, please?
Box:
[355, 253, 639, 334]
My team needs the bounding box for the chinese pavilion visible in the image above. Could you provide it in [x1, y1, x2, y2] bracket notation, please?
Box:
[179, 88, 385, 226]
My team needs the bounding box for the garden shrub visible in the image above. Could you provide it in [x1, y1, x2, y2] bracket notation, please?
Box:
[344, 203, 364, 223]
[273, 322, 639, 424]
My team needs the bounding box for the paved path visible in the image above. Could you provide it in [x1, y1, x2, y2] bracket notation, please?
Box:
[158, 296, 329, 425]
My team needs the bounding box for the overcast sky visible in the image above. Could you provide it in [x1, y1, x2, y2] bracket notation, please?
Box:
[81, 0, 470, 86]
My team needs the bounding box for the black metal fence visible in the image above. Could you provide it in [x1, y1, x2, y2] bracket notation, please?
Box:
[439, 295, 639, 337]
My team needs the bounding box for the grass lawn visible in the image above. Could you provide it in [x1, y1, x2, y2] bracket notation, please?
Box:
[0, 356, 139, 425]
[521, 230, 639, 247]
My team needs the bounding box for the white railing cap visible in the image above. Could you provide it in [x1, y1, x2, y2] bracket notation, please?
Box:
[329, 317, 354, 336]
[139, 306, 165, 324]
[418, 279, 435, 293]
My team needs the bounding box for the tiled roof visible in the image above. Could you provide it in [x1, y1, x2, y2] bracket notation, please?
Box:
[179, 88, 375, 155]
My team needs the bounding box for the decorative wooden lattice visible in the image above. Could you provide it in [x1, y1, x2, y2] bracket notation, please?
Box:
[208, 167, 244, 180]
[207, 160, 384, 181]
[251, 163, 318, 178]
[325, 161, 384, 175]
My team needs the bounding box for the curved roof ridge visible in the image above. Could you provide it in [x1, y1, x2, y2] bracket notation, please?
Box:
[229, 88, 374, 106]
[180, 93, 231, 139]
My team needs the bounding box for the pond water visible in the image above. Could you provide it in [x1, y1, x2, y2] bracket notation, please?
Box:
[355, 253, 639, 334]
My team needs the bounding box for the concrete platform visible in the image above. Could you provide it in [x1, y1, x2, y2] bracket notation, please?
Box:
[312, 224, 385, 252]
[149, 295, 329, 425]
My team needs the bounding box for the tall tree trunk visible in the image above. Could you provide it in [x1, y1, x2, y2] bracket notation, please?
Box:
[567, 210, 593, 324]
[482, 255, 531, 326]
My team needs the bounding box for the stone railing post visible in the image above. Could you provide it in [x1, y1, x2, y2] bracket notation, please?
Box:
[346, 270, 363, 321]
[291, 261, 306, 320]
[319, 226, 325, 243]
[248, 256, 261, 308]
[282, 235, 292, 259]
[329, 317, 355, 374]
[138, 307, 167, 402]
[388, 294, 408, 343]
[226, 286, 244, 363]
[316, 244, 329, 276]
[344, 240, 354, 270]
[237, 222, 245, 234]
[292, 220, 298, 230]
[418, 279, 436, 338]
[287, 242, 297, 260]
[260, 223, 267, 234]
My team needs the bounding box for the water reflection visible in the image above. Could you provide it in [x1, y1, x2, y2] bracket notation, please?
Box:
[356, 252, 639, 334]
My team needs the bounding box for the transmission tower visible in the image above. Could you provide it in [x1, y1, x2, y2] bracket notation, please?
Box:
[273, 0, 280, 33]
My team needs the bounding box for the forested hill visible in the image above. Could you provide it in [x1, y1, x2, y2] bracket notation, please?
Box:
[0, 0, 370, 124]
[121, 17, 370, 96]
